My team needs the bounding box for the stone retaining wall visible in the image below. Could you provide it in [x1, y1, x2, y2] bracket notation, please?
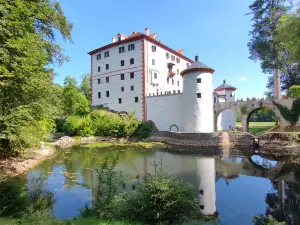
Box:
[258, 132, 300, 151]
[149, 131, 222, 147]
[228, 132, 254, 148]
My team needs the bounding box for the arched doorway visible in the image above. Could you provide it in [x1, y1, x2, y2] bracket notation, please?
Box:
[216, 109, 237, 131]
[245, 107, 277, 134]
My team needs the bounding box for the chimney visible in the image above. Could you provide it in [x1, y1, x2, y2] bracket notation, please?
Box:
[112, 36, 116, 43]
[145, 28, 149, 35]
[223, 79, 226, 84]
[195, 55, 199, 61]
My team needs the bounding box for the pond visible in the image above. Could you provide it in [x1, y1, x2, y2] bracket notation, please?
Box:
[26, 145, 300, 225]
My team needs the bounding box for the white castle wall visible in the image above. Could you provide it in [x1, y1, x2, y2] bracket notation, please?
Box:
[146, 94, 182, 131]
[182, 71, 214, 133]
[91, 39, 143, 120]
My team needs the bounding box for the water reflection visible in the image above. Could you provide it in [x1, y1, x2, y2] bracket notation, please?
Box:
[26, 146, 300, 224]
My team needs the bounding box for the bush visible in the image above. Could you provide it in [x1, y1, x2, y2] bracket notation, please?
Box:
[110, 173, 198, 224]
[131, 122, 153, 139]
[253, 215, 286, 225]
[63, 116, 83, 135]
[54, 118, 66, 132]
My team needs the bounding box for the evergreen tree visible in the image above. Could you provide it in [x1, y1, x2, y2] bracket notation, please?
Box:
[248, 0, 290, 99]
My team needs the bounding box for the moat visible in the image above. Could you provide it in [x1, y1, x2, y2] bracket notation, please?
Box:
[25, 145, 300, 225]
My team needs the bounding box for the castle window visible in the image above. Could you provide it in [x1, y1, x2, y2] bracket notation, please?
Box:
[167, 78, 169, 84]
[197, 78, 201, 83]
[178, 90, 180, 93]
[106, 91, 109, 97]
[186, 63, 190, 67]
[98, 79, 100, 84]
[131, 85, 134, 91]
[230, 93, 233, 97]
[177, 69, 179, 74]
[176, 58, 180, 63]
[152, 59, 155, 65]
[98, 66, 101, 72]
[199, 189, 204, 195]
[173, 90, 176, 94]
[120, 74, 125, 80]
[134, 97, 139, 102]
[166, 52, 170, 59]
[118, 98, 122, 104]
[152, 45, 156, 52]
[177, 81, 179, 86]
[96, 54, 101, 60]
[106, 64, 109, 70]
[98, 92, 101, 98]
[171, 55, 175, 61]
[172, 79, 174, 85]
[128, 44, 135, 51]
[130, 58, 134, 65]
[104, 51, 109, 58]
[200, 205, 204, 210]
[106, 77, 109, 83]
[197, 93, 201, 98]
[130, 72, 134, 79]
[121, 60, 125, 66]
[154, 73, 157, 79]
[119, 46, 125, 53]
[121, 87, 124, 92]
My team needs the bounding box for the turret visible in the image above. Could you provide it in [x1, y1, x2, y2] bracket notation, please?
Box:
[180, 55, 215, 133]
[215, 80, 237, 131]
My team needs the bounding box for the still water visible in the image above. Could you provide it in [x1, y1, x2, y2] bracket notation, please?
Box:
[27, 145, 300, 224]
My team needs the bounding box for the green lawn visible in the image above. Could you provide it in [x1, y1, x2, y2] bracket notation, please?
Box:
[236, 122, 276, 127]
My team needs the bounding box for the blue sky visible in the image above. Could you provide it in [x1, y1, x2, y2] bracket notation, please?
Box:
[54, 0, 274, 99]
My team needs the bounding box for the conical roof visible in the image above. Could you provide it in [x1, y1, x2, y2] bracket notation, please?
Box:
[181, 55, 215, 76]
[215, 79, 236, 91]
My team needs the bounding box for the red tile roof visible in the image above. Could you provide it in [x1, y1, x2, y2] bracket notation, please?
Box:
[88, 33, 193, 63]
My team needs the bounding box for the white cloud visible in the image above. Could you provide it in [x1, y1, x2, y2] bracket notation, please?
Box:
[239, 76, 247, 81]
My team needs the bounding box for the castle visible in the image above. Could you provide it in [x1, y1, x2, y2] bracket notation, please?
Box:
[88, 28, 236, 132]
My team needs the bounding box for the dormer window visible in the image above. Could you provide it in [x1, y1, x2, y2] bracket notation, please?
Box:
[152, 45, 156, 52]
[171, 55, 175, 61]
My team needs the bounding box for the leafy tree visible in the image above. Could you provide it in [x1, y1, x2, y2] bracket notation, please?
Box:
[80, 73, 91, 102]
[62, 76, 90, 116]
[275, 6, 300, 62]
[273, 99, 300, 126]
[253, 215, 286, 225]
[247, 0, 290, 98]
[287, 85, 300, 98]
[0, 0, 72, 151]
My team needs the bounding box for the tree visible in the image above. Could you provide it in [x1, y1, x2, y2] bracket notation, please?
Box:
[0, 0, 72, 151]
[288, 85, 300, 98]
[247, 0, 290, 99]
[275, 6, 300, 62]
[80, 73, 91, 102]
[273, 99, 300, 126]
[62, 76, 90, 116]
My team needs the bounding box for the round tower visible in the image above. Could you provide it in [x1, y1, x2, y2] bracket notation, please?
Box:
[215, 80, 237, 131]
[180, 55, 215, 133]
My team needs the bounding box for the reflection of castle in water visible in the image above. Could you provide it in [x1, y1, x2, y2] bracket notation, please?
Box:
[89, 149, 296, 216]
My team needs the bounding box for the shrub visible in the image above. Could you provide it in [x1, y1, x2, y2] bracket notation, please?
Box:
[131, 122, 153, 139]
[54, 118, 66, 132]
[77, 116, 95, 137]
[253, 215, 286, 225]
[109, 172, 198, 224]
[63, 116, 83, 135]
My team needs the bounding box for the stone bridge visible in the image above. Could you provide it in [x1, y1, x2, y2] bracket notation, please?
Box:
[214, 98, 295, 132]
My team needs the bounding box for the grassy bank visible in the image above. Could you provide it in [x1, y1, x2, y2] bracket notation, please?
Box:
[236, 122, 276, 134]
[81, 141, 166, 149]
[0, 218, 142, 225]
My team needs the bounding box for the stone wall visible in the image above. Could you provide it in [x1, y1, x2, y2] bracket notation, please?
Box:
[228, 132, 254, 148]
[149, 131, 223, 147]
[258, 132, 300, 151]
